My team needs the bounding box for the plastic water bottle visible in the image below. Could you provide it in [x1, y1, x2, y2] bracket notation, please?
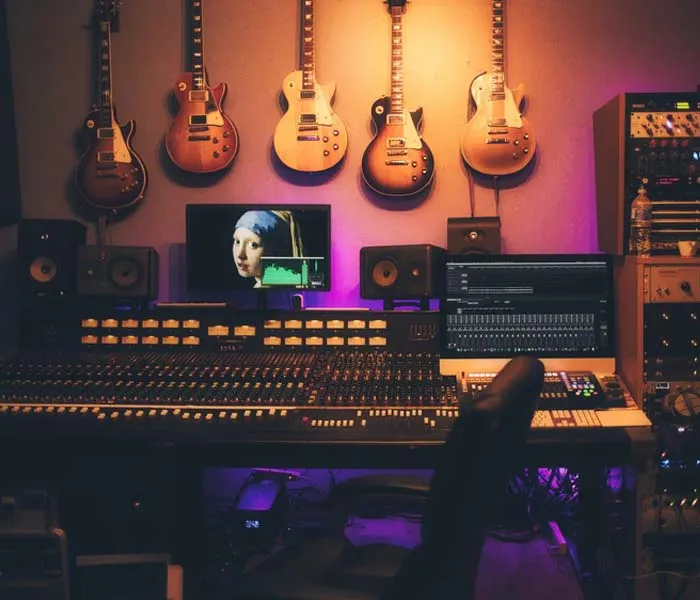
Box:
[629, 186, 652, 257]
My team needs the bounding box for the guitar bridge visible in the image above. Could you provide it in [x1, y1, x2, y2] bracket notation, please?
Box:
[386, 149, 408, 156]
[299, 114, 317, 125]
[486, 138, 509, 144]
[188, 135, 211, 141]
[298, 125, 319, 132]
[97, 151, 115, 163]
[297, 135, 320, 141]
[386, 138, 406, 148]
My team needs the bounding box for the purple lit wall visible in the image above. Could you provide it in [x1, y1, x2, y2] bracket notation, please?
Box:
[1, 0, 700, 340]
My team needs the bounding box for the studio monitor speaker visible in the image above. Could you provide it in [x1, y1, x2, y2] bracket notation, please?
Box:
[360, 244, 445, 300]
[77, 246, 159, 299]
[17, 219, 87, 299]
[447, 217, 501, 255]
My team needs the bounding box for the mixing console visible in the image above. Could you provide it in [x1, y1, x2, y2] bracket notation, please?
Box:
[0, 349, 649, 444]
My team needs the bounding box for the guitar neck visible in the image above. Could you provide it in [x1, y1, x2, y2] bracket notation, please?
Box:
[389, 7, 404, 115]
[300, 0, 315, 94]
[96, 19, 114, 127]
[189, 0, 206, 90]
[490, 0, 506, 101]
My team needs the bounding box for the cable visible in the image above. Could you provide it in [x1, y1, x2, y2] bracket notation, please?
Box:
[466, 87, 476, 218]
[492, 176, 500, 217]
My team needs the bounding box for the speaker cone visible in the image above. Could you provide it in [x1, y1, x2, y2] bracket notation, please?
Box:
[109, 258, 141, 288]
[372, 259, 398, 287]
[29, 256, 57, 283]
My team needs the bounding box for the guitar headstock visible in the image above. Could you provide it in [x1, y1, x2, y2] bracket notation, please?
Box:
[385, 0, 407, 13]
[94, 0, 120, 23]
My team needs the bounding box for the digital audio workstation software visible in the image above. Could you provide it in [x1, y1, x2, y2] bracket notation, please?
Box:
[440, 254, 615, 358]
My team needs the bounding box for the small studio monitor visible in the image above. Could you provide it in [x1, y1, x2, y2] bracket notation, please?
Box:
[77, 246, 159, 299]
[447, 217, 501, 255]
[17, 219, 86, 300]
[360, 244, 445, 303]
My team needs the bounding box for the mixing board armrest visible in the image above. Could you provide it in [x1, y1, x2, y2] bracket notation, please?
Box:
[332, 474, 431, 500]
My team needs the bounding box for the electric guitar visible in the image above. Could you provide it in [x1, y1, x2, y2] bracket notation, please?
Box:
[460, 0, 536, 176]
[165, 0, 239, 173]
[76, 0, 147, 211]
[361, 0, 434, 197]
[273, 0, 348, 173]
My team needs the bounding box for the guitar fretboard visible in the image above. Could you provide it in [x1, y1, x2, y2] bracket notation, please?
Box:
[390, 7, 404, 115]
[190, 0, 205, 90]
[300, 0, 315, 92]
[97, 21, 113, 127]
[490, 0, 505, 100]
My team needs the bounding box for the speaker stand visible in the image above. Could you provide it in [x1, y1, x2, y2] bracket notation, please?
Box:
[383, 298, 429, 311]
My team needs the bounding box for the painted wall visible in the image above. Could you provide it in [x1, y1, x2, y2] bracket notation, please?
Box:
[1, 0, 699, 349]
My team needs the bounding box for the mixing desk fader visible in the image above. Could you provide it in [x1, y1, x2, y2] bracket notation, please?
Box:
[0, 350, 650, 444]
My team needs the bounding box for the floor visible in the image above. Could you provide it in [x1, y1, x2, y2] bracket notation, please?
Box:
[345, 516, 585, 600]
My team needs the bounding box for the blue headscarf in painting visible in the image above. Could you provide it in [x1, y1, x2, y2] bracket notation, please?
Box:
[235, 210, 301, 257]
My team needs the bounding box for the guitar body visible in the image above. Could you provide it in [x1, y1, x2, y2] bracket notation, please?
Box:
[76, 109, 148, 210]
[165, 73, 239, 173]
[361, 96, 435, 197]
[273, 71, 348, 173]
[460, 71, 536, 176]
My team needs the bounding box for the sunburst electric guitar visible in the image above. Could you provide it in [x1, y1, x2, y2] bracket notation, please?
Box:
[165, 0, 239, 173]
[361, 0, 434, 197]
[273, 0, 348, 173]
[460, 0, 536, 176]
[76, 0, 147, 211]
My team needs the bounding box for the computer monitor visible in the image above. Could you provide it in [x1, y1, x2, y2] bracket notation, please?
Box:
[439, 254, 615, 374]
[186, 204, 331, 292]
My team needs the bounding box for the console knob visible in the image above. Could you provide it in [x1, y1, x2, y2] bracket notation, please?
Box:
[680, 281, 692, 295]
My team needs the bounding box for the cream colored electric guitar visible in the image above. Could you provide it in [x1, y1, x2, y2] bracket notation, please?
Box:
[460, 0, 536, 176]
[273, 0, 348, 173]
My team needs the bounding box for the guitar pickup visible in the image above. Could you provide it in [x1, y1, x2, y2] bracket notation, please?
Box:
[387, 138, 406, 148]
[298, 125, 319, 132]
[487, 128, 509, 135]
[300, 90, 316, 99]
[385, 160, 409, 165]
[188, 135, 211, 141]
[386, 149, 408, 156]
[299, 114, 317, 124]
[189, 115, 208, 126]
[387, 115, 405, 125]
[188, 90, 209, 102]
[97, 151, 115, 162]
[297, 135, 320, 141]
[486, 138, 509, 144]
[97, 128, 114, 139]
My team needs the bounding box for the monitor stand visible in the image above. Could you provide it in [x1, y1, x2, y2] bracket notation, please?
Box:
[256, 291, 269, 311]
[383, 298, 429, 311]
